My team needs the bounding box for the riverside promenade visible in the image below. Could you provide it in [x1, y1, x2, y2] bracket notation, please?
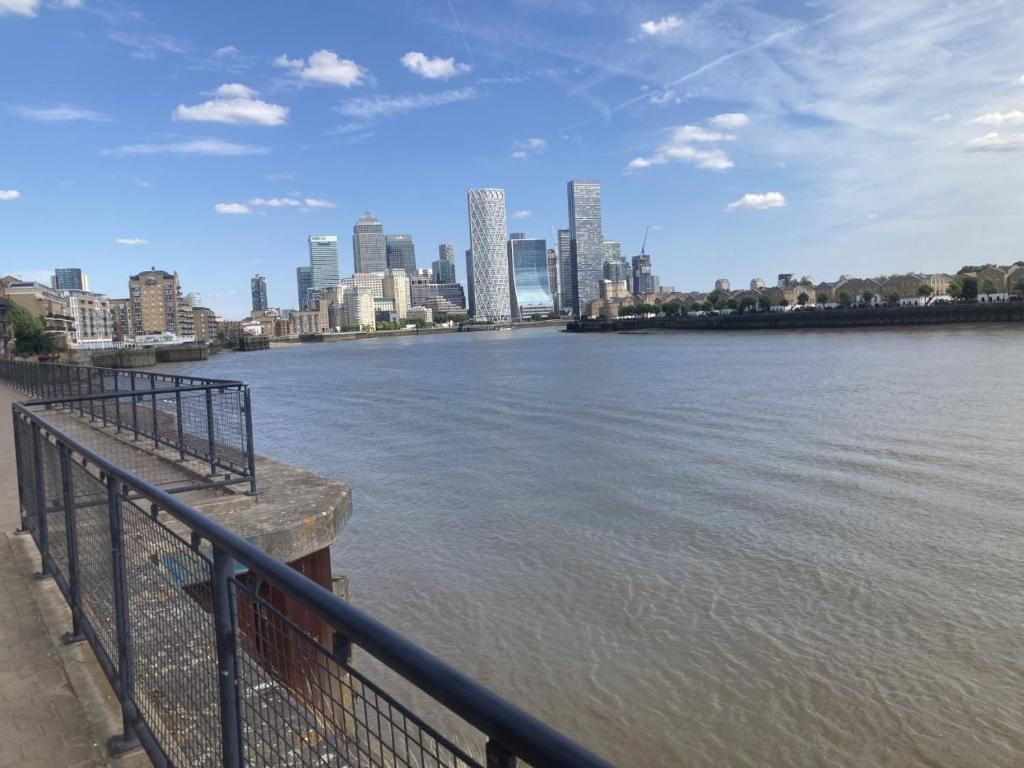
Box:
[0, 383, 150, 767]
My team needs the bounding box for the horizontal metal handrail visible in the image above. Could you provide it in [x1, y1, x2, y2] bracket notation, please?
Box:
[16, 401, 613, 768]
[1, 360, 257, 494]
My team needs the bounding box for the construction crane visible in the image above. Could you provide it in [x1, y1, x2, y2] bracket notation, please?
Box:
[639, 225, 651, 256]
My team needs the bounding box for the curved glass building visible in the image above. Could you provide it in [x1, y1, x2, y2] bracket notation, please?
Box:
[467, 189, 511, 322]
[508, 236, 553, 320]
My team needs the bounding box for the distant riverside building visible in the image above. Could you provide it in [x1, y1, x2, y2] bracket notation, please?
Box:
[52, 268, 86, 291]
[714, 278, 731, 292]
[507, 235, 553, 320]
[128, 268, 192, 338]
[467, 188, 512, 322]
[750, 277, 765, 290]
[251, 274, 268, 312]
[602, 240, 622, 264]
[465, 248, 475, 317]
[632, 253, 658, 295]
[183, 292, 202, 308]
[385, 234, 417, 276]
[3, 279, 75, 347]
[777, 273, 795, 288]
[296, 266, 313, 310]
[600, 279, 629, 301]
[309, 235, 340, 289]
[567, 180, 604, 316]
[411, 282, 466, 312]
[433, 244, 457, 284]
[191, 306, 217, 344]
[109, 298, 130, 341]
[546, 249, 560, 314]
[382, 268, 411, 319]
[352, 212, 387, 273]
[339, 286, 376, 330]
[60, 290, 112, 344]
[557, 228, 574, 315]
[603, 257, 630, 285]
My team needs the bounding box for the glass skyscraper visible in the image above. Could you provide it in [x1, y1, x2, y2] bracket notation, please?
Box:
[567, 180, 604, 316]
[467, 189, 511, 323]
[352, 212, 387, 273]
[251, 274, 268, 311]
[385, 234, 417, 276]
[557, 228, 574, 316]
[433, 243, 457, 284]
[296, 266, 313, 310]
[507, 236, 553, 320]
[53, 268, 84, 291]
[546, 249, 560, 314]
[308, 235, 340, 289]
[632, 253, 657, 294]
[465, 248, 475, 317]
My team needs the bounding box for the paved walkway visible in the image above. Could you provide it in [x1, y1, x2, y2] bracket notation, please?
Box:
[0, 385, 147, 768]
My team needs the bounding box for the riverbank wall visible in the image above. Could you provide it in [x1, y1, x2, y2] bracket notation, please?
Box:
[567, 302, 1024, 333]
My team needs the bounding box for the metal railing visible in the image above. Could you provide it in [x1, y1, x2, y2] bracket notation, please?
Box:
[0, 360, 256, 494]
[9, 382, 613, 767]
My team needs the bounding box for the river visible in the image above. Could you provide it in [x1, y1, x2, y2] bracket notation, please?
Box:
[172, 325, 1024, 767]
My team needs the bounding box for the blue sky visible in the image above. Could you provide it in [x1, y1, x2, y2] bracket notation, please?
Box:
[2, 0, 1023, 318]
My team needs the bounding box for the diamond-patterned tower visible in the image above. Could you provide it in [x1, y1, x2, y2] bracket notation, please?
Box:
[466, 189, 511, 322]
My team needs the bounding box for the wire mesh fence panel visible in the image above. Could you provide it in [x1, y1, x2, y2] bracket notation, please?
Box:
[234, 585, 481, 768]
[120, 499, 224, 766]
[72, 460, 119, 669]
[38, 432, 70, 591]
[13, 415, 38, 536]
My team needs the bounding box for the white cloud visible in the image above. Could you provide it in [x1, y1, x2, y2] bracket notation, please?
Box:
[174, 83, 288, 126]
[400, 51, 471, 80]
[248, 197, 300, 207]
[627, 123, 736, 172]
[265, 172, 295, 181]
[274, 50, 369, 87]
[104, 139, 268, 156]
[726, 192, 787, 212]
[214, 45, 238, 57]
[215, 202, 251, 214]
[336, 87, 477, 119]
[0, 0, 79, 16]
[512, 210, 532, 219]
[10, 104, 107, 122]
[1016, 74, 1024, 86]
[709, 112, 750, 129]
[303, 198, 335, 208]
[115, 237, 148, 245]
[133, 177, 152, 188]
[0, 189, 20, 201]
[968, 110, 1024, 127]
[511, 137, 546, 160]
[639, 16, 683, 37]
[963, 132, 1024, 152]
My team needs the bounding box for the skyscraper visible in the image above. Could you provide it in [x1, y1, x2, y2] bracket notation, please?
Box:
[251, 274, 268, 312]
[433, 243, 457, 284]
[546, 249, 560, 314]
[52, 268, 85, 291]
[296, 266, 313, 310]
[632, 253, 659, 295]
[507, 236, 553, 320]
[308, 235, 340, 289]
[352, 212, 387, 273]
[385, 234, 417, 276]
[467, 189, 511, 323]
[557, 228, 574, 316]
[465, 248, 475, 317]
[567, 180, 604, 316]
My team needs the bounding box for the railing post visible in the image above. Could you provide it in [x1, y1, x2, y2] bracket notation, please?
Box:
[111, 369, 118, 431]
[106, 477, 140, 755]
[486, 740, 518, 768]
[206, 387, 217, 476]
[75, 367, 83, 416]
[212, 547, 244, 768]
[175, 389, 186, 461]
[87, 366, 95, 422]
[151, 388, 160, 449]
[242, 387, 257, 495]
[59, 444, 85, 644]
[31, 425, 51, 579]
[130, 370, 139, 440]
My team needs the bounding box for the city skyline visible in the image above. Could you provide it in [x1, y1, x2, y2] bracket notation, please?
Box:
[3, 2, 1022, 319]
